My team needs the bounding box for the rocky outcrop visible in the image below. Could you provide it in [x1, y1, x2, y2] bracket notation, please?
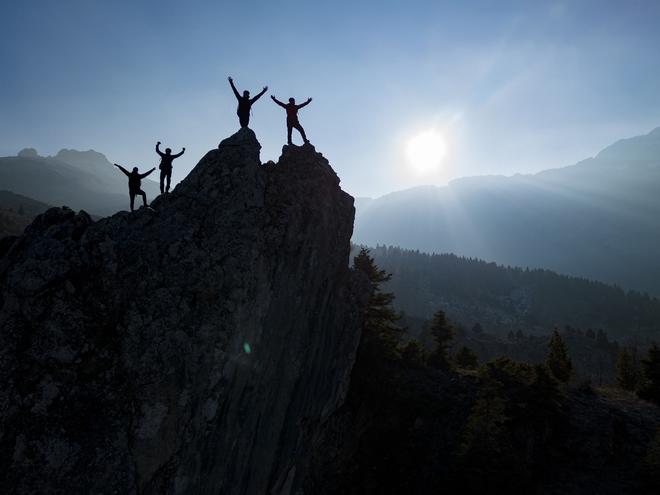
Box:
[0, 129, 364, 494]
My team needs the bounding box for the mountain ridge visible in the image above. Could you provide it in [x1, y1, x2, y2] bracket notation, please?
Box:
[354, 126, 660, 295]
[1, 148, 160, 217]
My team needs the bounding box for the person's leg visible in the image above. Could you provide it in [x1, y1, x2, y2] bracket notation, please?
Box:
[140, 190, 147, 207]
[294, 122, 308, 143]
[129, 192, 136, 212]
[239, 113, 249, 128]
[165, 170, 171, 193]
[287, 123, 293, 145]
[160, 170, 166, 194]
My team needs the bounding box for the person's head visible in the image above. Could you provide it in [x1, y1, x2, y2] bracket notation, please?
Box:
[165, 148, 171, 155]
[132, 167, 138, 173]
[289, 97, 295, 104]
[243, 90, 250, 98]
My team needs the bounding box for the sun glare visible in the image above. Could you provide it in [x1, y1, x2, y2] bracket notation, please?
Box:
[406, 129, 447, 175]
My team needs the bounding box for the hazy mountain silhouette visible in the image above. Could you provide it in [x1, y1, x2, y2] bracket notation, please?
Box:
[354, 127, 660, 296]
[0, 190, 51, 237]
[0, 149, 160, 216]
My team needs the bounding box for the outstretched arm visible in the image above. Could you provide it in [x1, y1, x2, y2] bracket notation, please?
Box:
[251, 86, 268, 103]
[270, 95, 286, 107]
[140, 167, 156, 179]
[172, 147, 185, 159]
[296, 97, 313, 109]
[228, 77, 240, 99]
[114, 163, 130, 177]
[156, 141, 164, 157]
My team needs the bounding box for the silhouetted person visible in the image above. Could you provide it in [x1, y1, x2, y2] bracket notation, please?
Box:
[228, 76, 268, 128]
[271, 95, 312, 145]
[114, 163, 155, 212]
[156, 141, 185, 194]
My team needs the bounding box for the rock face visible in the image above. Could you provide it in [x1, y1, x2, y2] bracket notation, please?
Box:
[0, 129, 363, 494]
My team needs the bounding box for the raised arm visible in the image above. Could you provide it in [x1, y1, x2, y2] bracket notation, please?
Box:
[228, 77, 240, 99]
[296, 97, 313, 109]
[140, 167, 156, 179]
[172, 147, 185, 159]
[156, 141, 164, 157]
[114, 163, 130, 177]
[250, 86, 268, 103]
[270, 95, 286, 108]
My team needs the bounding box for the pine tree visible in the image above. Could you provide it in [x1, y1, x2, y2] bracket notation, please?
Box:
[353, 248, 402, 359]
[546, 330, 572, 383]
[401, 340, 426, 366]
[454, 346, 478, 369]
[427, 309, 453, 369]
[616, 347, 641, 391]
[638, 344, 660, 405]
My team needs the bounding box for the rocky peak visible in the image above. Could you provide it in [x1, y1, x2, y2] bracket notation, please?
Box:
[0, 129, 364, 494]
[52, 148, 112, 167]
[17, 148, 40, 158]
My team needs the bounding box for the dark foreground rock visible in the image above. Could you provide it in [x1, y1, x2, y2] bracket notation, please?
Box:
[0, 129, 364, 494]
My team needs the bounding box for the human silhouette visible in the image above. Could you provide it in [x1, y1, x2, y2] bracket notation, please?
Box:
[271, 95, 312, 145]
[228, 76, 268, 128]
[114, 163, 155, 212]
[155, 141, 185, 194]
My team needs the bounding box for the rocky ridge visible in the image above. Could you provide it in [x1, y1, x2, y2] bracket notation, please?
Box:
[0, 128, 364, 494]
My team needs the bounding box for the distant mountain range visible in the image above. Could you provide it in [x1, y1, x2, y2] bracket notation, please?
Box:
[354, 127, 660, 295]
[0, 148, 159, 217]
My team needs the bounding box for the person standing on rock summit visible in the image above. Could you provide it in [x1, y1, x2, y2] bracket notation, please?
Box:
[271, 95, 312, 145]
[228, 76, 268, 128]
[113, 163, 155, 212]
[155, 141, 185, 194]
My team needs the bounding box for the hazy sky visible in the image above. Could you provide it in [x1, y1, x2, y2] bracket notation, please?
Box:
[2, 0, 660, 198]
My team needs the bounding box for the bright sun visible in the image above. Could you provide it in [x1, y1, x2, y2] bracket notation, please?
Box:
[405, 129, 447, 175]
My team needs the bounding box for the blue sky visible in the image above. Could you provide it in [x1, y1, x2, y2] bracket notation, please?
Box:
[2, 0, 660, 197]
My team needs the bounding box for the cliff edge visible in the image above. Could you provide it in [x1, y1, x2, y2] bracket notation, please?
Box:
[0, 129, 364, 494]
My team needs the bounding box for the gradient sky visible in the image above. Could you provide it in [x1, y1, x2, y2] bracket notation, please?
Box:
[2, 0, 660, 198]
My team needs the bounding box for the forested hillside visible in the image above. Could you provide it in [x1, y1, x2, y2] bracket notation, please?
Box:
[361, 245, 660, 341]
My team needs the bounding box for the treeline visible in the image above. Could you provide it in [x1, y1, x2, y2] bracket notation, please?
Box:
[308, 248, 660, 494]
[353, 247, 660, 402]
[357, 244, 660, 341]
[403, 317, 621, 385]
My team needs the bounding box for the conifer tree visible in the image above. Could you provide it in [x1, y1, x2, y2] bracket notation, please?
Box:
[353, 248, 401, 359]
[638, 344, 660, 405]
[401, 340, 426, 366]
[546, 330, 572, 383]
[455, 346, 479, 369]
[427, 309, 454, 369]
[616, 347, 641, 391]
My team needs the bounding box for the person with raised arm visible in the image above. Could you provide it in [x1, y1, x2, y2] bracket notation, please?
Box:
[270, 95, 312, 145]
[228, 76, 268, 128]
[155, 141, 185, 194]
[113, 163, 156, 212]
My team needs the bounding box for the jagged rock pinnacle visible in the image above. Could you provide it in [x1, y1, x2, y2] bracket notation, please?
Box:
[0, 132, 364, 494]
